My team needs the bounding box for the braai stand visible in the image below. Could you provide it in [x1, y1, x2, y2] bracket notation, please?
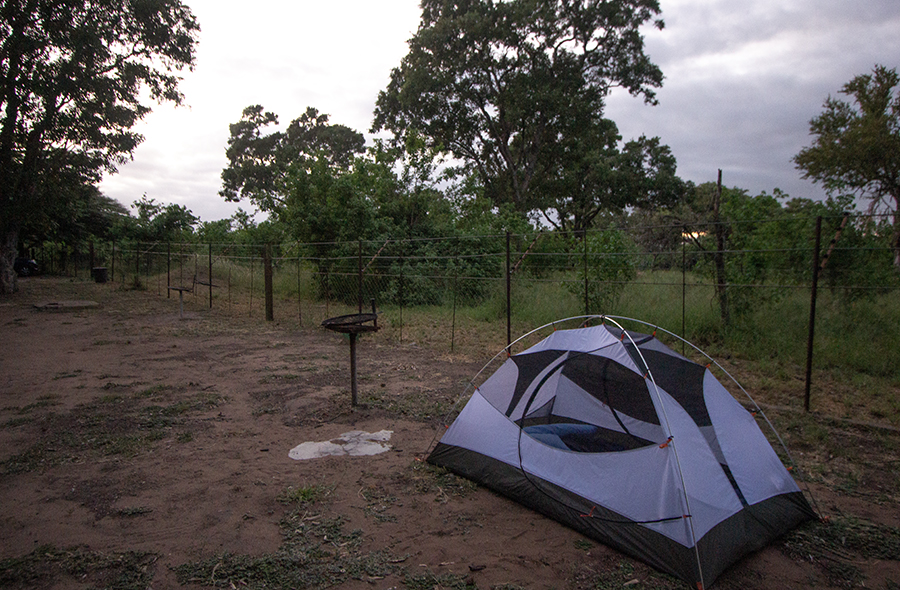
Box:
[321, 302, 380, 407]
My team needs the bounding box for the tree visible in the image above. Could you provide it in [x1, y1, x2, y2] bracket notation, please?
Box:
[126, 196, 198, 243]
[219, 105, 366, 213]
[794, 64, 900, 268]
[372, 0, 665, 223]
[542, 127, 689, 233]
[0, 0, 199, 293]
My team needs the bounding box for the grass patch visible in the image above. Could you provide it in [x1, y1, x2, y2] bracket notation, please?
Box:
[358, 484, 399, 523]
[276, 484, 333, 507]
[781, 516, 900, 588]
[573, 539, 592, 551]
[362, 389, 453, 423]
[404, 571, 476, 590]
[0, 545, 157, 590]
[400, 460, 478, 501]
[173, 515, 399, 589]
[784, 516, 900, 562]
[0, 391, 225, 476]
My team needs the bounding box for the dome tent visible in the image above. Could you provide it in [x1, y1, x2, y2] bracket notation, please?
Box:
[427, 317, 816, 589]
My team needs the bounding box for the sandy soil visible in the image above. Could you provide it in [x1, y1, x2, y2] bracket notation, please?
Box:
[1, 277, 898, 590]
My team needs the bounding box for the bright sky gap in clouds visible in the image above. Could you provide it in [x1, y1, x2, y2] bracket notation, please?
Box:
[98, 0, 900, 223]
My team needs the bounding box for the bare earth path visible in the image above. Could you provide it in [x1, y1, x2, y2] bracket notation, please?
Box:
[1, 277, 898, 590]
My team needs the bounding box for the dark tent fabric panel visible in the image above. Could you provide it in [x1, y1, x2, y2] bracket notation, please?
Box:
[506, 350, 567, 416]
[523, 423, 655, 453]
[428, 442, 703, 586]
[561, 354, 660, 426]
[639, 349, 712, 427]
[696, 491, 816, 584]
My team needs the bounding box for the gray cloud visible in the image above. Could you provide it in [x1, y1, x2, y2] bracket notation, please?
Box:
[606, 0, 900, 200]
[100, 0, 900, 221]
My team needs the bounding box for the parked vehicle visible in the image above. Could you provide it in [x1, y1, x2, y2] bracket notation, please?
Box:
[14, 258, 39, 277]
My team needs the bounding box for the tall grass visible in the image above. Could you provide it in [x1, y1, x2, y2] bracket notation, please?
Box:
[135, 252, 899, 424]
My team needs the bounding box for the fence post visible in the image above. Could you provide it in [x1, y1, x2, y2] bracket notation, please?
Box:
[358, 239, 363, 314]
[208, 243, 213, 308]
[325, 263, 330, 318]
[714, 169, 729, 326]
[583, 230, 589, 315]
[506, 231, 512, 348]
[682, 225, 687, 355]
[451, 257, 458, 353]
[399, 240, 405, 344]
[297, 252, 303, 328]
[265, 244, 274, 321]
[804, 216, 823, 412]
[166, 243, 171, 297]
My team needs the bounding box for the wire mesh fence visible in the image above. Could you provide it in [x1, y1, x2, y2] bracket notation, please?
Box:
[28, 211, 900, 413]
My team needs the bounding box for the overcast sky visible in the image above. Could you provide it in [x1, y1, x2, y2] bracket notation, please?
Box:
[98, 0, 900, 223]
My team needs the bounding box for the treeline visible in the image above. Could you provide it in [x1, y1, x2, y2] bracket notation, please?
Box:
[32, 175, 897, 324]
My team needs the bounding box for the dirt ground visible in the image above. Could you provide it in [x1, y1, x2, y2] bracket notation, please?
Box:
[1, 277, 898, 590]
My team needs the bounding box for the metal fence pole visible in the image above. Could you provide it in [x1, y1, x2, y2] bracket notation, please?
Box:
[506, 231, 512, 348]
[265, 244, 274, 321]
[682, 225, 687, 355]
[358, 239, 363, 314]
[583, 230, 589, 315]
[451, 260, 458, 353]
[804, 216, 823, 412]
[208, 243, 213, 309]
[399, 240, 405, 344]
[297, 253, 303, 328]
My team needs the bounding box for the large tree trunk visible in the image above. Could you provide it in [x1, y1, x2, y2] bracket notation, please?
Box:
[0, 227, 18, 294]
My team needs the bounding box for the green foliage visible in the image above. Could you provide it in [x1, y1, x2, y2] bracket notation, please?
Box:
[794, 64, 900, 268]
[373, 0, 668, 223]
[683, 184, 898, 322]
[220, 105, 366, 212]
[544, 131, 691, 233]
[122, 196, 198, 243]
[569, 229, 639, 313]
[0, 0, 199, 292]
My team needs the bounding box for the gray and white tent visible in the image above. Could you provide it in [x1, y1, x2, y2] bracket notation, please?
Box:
[428, 318, 816, 588]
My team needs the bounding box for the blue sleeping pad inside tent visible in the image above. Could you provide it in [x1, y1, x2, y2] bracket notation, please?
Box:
[523, 423, 634, 453]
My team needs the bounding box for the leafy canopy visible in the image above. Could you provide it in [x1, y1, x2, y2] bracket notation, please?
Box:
[794, 64, 900, 266]
[0, 0, 199, 291]
[219, 105, 366, 213]
[372, 0, 667, 224]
